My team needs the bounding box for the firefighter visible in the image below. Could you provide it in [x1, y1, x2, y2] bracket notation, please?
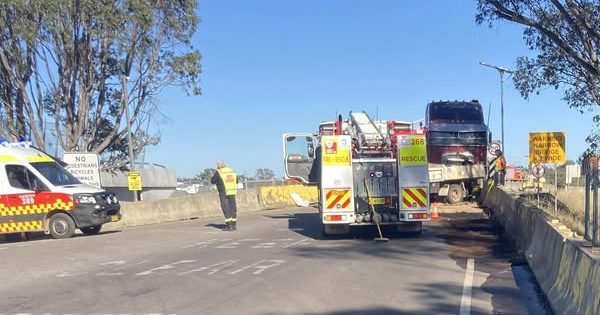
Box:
[496, 149, 506, 186]
[211, 160, 238, 231]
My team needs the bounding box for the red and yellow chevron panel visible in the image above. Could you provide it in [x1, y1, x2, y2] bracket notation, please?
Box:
[325, 189, 352, 209]
[402, 187, 427, 209]
[0, 198, 74, 216]
[0, 220, 43, 233]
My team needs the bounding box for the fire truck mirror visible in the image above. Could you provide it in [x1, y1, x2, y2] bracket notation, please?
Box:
[307, 143, 315, 158]
[286, 136, 296, 142]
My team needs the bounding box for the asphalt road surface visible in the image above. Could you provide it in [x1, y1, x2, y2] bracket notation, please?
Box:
[0, 204, 551, 315]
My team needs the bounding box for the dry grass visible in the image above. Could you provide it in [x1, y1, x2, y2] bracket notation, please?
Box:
[556, 187, 585, 217]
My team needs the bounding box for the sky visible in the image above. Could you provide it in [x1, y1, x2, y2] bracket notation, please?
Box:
[145, 1, 596, 178]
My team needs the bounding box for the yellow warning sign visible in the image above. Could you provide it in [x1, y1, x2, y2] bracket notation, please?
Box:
[322, 137, 351, 166]
[399, 135, 427, 166]
[128, 171, 142, 191]
[529, 132, 565, 164]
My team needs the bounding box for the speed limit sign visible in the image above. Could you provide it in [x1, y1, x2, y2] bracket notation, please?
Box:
[532, 164, 545, 178]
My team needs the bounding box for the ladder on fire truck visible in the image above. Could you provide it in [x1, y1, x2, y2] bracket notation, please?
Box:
[349, 111, 386, 152]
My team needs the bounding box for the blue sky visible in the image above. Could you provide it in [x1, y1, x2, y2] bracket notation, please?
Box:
[146, 1, 595, 178]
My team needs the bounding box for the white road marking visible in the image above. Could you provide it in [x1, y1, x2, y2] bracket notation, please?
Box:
[229, 259, 286, 275]
[15, 244, 30, 247]
[56, 271, 88, 278]
[0, 247, 7, 250]
[136, 260, 196, 276]
[96, 271, 125, 276]
[99, 260, 127, 266]
[180, 239, 218, 249]
[252, 242, 277, 248]
[277, 238, 295, 241]
[283, 239, 309, 248]
[216, 242, 240, 249]
[239, 238, 261, 242]
[459, 258, 475, 315]
[179, 259, 239, 276]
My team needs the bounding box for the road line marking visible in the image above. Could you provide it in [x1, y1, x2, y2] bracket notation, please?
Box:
[136, 260, 196, 276]
[459, 258, 475, 315]
[239, 238, 261, 242]
[99, 260, 127, 266]
[0, 247, 7, 250]
[179, 260, 239, 275]
[56, 271, 88, 278]
[252, 242, 277, 248]
[229, 259, 286, 275]
[283, 239, 309, 248]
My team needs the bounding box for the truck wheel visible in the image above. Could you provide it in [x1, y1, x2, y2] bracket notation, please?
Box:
[81, 225, 102, 235]
[447, 184, 465, 204]
[49, 213, 76, 239]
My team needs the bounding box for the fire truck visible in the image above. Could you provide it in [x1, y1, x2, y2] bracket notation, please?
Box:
[0, 140, 121, 239]
[283, 111, 430, 235]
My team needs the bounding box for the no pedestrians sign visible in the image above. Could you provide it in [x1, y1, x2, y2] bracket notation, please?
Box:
[528, 132, 566, 164]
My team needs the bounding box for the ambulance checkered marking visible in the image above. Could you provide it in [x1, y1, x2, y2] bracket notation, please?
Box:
[325, 189, 351, 209]
[402, 187, 427, 208]
[0, 199, 74, 216]
[0, 220, 43, 232]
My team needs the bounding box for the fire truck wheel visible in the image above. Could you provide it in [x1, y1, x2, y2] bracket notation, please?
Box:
[81, 225, 102, 235]
[447, 184, 465, 204]
[48, 213, 76, 239]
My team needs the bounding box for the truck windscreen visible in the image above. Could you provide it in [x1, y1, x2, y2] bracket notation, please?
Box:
[430, 103, 483, 124]
[31, 161, 82, 186]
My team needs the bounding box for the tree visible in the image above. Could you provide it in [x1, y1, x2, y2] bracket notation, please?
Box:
[476, 1, 600, 154]
[0, 0, 201, 169]
[255, 168, 275, 180]
[193, 168, 215, 185]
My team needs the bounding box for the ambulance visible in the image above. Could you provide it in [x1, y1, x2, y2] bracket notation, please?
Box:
[0, 140, 121, 239]
[283, 112, 430, 235]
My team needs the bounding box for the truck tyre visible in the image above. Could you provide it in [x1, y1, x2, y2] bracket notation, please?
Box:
[447, 184, 465, 204]
[81, 225, 102, 235]
[49, 213, 76, 239]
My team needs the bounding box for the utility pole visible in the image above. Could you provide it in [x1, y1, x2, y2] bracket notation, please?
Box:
[479, 62, 514, 156]
[122, 74, 138, 201]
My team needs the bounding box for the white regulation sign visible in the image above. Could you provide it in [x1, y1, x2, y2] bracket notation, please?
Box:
[62, 153, 102, 188]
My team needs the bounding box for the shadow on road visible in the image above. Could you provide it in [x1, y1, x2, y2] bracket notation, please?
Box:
[0, 229, 121, 244]
[205, 223, 229, 230]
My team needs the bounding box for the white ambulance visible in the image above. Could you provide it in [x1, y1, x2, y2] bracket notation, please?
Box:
[0, 140, 121, 239]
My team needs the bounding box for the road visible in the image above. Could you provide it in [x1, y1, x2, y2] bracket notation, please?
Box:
[0, 204, 551, 315]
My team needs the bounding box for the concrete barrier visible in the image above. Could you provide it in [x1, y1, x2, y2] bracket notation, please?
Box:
[258, 185, 318, 209]
[105, 189, 261, 230]
[484, 187, 600, 315]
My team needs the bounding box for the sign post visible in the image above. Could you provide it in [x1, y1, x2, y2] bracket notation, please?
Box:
[62, 153, 102, 188]
[532, 163, 545, 208]
[529, 132, 566, 213]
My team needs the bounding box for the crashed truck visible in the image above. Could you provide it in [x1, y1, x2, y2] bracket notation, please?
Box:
[283, 111, 430, 236]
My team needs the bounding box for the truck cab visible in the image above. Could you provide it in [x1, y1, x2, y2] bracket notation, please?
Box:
[0, 140, 121, 239]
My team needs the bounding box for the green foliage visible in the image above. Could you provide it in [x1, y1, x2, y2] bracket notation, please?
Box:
[477, 1, 600, 156]
[0, 0, 202, 169]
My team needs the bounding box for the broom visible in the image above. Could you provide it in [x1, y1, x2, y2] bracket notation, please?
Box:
[364, 179, 389, 242]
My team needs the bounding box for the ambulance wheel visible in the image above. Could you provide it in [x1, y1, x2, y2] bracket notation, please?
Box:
[49, 213, 76, 239]
[447, 184, 464, 204]
[81, 225, 102, 235]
